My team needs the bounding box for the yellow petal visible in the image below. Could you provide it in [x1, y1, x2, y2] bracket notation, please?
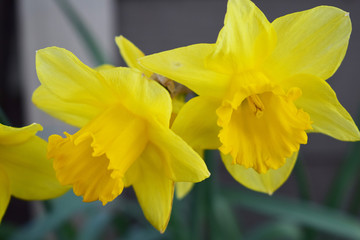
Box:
[95, 64, 115, 71]
[280, 74, 360, 141]
[99, 67, 172, 127]
[33, 86, 96, 127]
[78, 104, 148, 177]
[175, 182, 194, 199]
[0, 167, 10, 222]
[139, 44, 230, 98]
[217, 82, 311, 173]
[175, 148, 204, 199]
[208, 0, 276, 72]
[1, 135, 68, 200]
[171, 96, 221, 150]
[129, 145, 174, 233]
[149, 124, 210, 183]
[222, 152, 298, 194]
[48, 133, 124, 205]
[115, 35, 152, 77]
[265, 6, 351, 81]
[34, 47, 117, 127]
[0, 123, 42, 145]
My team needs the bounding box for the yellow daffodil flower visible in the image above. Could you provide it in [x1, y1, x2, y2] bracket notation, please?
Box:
[115, 35, 188, 124]
[115, 35, 199, 199]
[139, 0, 360, 194]
[0, 123, 68, 221]
[32, 47, 210, 232]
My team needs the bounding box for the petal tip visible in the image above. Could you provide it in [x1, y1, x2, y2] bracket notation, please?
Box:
[267, 190, 274, 196]
[114, 35, 124, 43]
[31, 123, 43, 132]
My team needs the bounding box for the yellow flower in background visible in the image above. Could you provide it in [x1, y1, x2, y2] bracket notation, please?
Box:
[0, 123, 68, 221]
[115, 35, 205, 199]
[32, 47, 210, 232]
[140, 0, 360, 194]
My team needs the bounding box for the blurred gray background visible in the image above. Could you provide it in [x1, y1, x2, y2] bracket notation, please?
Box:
[1, 0, 359, 224]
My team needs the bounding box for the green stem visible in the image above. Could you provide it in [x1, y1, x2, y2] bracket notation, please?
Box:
[53, 0, 107, 65]
[293, 158, 316, 239]
[190, 150, 218, 240]
[191, 180, 206, 240]
[325, 142, 360, 208]
[204, 150, 219, 240]
[347, 175, 360, 215]
[169, 198, 190, 240]
[200, 151, 243, 239]
[293, 156, 311, 201]
[325, 111, 360, 209]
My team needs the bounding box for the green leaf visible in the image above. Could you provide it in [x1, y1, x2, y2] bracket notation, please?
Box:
[325, 141, 360, 208]
[122, 226, 167, 240]
[223, 188, 360, 239]
[212, 195, 242, 239]
[78, 211, 113, 240]
[0, 223, 16, 240]
[245, 222, 302, 240]
[9, 191, 99, 240]
[293, 156, 311, 200]
[167, 198, 191, 240]
[347, 177, 360, 215]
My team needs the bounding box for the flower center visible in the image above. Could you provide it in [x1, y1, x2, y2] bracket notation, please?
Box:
[247, 94, 265, 118]
[217, 85, 312, 174]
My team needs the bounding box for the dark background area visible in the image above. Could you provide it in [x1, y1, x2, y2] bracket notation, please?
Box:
[0, 0, 23, 126]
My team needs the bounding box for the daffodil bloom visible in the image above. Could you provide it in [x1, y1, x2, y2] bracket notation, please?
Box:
[32, 47, 210, 232]
[0, 123, 68, 221]
[115, 35, 188, 124]
[115, 35, 198, 199]
[140, 0, 360, 194]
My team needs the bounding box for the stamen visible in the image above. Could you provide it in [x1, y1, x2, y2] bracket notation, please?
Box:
[247, 95, 265, 118]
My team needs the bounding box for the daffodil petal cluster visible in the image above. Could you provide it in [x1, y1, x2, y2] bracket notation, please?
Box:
[115, 35, 200, 199]
[0, 123, 68, 221]
[139, 0, 360, 193]
[33, 47, 210, 232]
